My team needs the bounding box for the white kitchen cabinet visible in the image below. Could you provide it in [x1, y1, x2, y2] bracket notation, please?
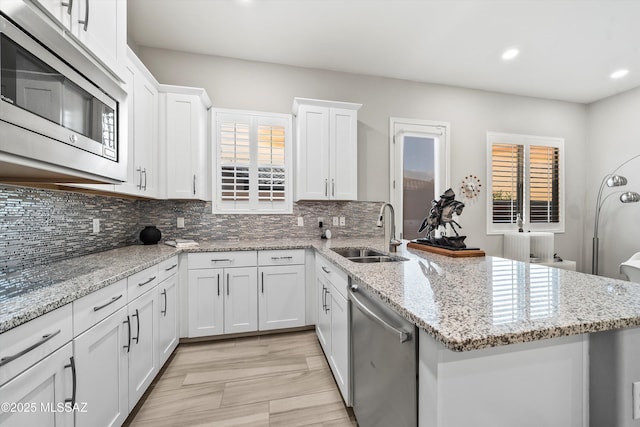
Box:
[159, 85, 212, 200]
[293, 98, 361, 201]
[0, 342, 74, 427]
[31, 0, 126, 77]
[315, 253, 350, 404]
[224, 267, 258, 334]
[74, 306, 129, 427]
[187, 268, 225, 338]
[127, 287, 159, 410]
[158, 257, 179, 366]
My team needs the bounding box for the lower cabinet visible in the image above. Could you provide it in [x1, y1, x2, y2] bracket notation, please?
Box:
[74, 306, 129, 427]
[315, 253, 351, 405]
[187, 268, 224, 337]
[158, 272, 179, 366]
[127, 288, 159, 410]
[0, 342, 74, 427]
[259, 264, 306, 331]
[224, 267, 258, 334]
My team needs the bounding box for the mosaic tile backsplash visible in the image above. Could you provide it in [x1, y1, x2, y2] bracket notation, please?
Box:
[0, 184, 384, 273]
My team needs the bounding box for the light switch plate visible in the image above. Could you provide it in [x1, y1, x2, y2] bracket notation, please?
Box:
[177, 217, 185, 228]
[297, 217, 304, 227]
[333, 216, 339, 226]
[339, 217, 346, 226]
[92, 218, 100, 234]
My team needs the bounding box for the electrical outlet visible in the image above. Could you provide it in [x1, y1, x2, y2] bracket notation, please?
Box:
[92, 218, 100, 234]
[177, 217, 185, 228]
[318, 217, 324, 227]
[633, 381, 640, 420]
[297, 217, 304, 227]
[333, 216, 339, 226]
[339, 216, 346, 226]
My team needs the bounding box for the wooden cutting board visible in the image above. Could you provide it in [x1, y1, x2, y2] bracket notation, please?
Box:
[407, 241, 486, 258]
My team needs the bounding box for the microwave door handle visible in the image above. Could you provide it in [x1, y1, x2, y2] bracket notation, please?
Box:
[78, 0, 89, 31]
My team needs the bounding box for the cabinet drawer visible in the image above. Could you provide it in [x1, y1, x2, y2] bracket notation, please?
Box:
[316, 254, 348, 299]
[258, 249, 305, 266]
[127, 264, 159, 301]
[73, 279, 127, 336]
[158, 255, 179, 283]
[189, 251, 257, 269]
[0, 304, 73, 386]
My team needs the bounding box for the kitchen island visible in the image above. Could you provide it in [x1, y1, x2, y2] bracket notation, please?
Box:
[2, 238, 639, 426]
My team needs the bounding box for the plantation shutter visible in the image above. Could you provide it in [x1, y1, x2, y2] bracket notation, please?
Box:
[529, 145, 560, 223]
[220, 121, 251, 201]
[491, 143, 524, 224]
[257, 124, 286, 202]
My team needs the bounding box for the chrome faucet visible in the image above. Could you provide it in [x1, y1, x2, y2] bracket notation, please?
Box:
[377, 203, 402, 252]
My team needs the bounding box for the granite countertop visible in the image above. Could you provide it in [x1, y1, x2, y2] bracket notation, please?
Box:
[2, 238, 640, 352]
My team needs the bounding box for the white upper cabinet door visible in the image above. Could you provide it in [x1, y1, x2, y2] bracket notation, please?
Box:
[162, 88, 212, 200]
[293, 98, 361, 201]
[224, 267, 258, 334]
[329, 108, 358, 201]
[131, 63, 159, 196]
[72, 0, 126, 74]
[295, 104, 330, 200]
[258, 265, 305, 331]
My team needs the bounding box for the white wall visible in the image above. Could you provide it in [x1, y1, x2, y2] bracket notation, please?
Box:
[585, 86, 640, 279]
[138, 47, 587, 265]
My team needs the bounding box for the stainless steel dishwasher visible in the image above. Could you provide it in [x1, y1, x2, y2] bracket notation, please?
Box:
[349, 282, 417, 427]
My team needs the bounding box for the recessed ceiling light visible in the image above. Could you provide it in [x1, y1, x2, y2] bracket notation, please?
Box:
[501, 48, 519, 61]
[610, 69, 629, 79]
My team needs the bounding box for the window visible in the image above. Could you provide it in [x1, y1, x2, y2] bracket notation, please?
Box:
[214, 109, 292, 213]
[486, 132, 564, 233]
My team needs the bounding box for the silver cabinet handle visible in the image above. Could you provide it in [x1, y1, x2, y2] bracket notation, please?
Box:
[324, 288, 330, 313]
[325, 179, 328, 197]
[78, 0, 89, 31]
[193, 174, 196, 195]
[217, 274, 220, 297]
[161, 289, 167, 317]
[132, 309, 140, 344]
[64, 356, 77, 405]
[142, 168, 147, 191]
[321, 266, 330, 274]
[211, 259, 232, 263]
[321, 285, 327, 311]
[271, 256, 293, 261]
[123, 316, 131, 352]
[332, 178, 335, 197]
[349, 289, 411, 343]
[226, 273, 230, 296]
[0, 330, 62, 367]
[136, 167, 143, 190]
[61, 0, 73, 15]
[261, 271, 264, 294]
[93, 294, 123, 312]
[165, 264, 177, 272]
[138, 276, 156, 287]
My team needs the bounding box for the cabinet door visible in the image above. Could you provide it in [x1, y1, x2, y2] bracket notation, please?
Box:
[329, 107, 358, 200]
[187, 268, 224, 337]
[295, 104, 329, 200]
[73, 0, 126, 72]
[128, 289, 159, 410]
[158, 274, 179, 365]
[316, 274, 331, 354]
[258, 265, 305, 331]
[165, 93, 200, 199]
[224, 267, 258, 334]
[0, 342, 74, 427]
[32, 0, 74, 29]
[330, 290, 350, 403]
[74, 307, 129, 427]
[132, 66, 158, 196]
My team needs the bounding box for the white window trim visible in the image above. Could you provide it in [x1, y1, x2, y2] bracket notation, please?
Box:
[486, 131, 565, 234]
[213, 108, 293, 214]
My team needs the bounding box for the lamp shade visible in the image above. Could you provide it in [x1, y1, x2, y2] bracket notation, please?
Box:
[620, 191, 640, 203]
[606, 175, 628, 187]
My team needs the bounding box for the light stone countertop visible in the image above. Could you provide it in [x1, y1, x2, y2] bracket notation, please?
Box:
[2, 238, 640, 351]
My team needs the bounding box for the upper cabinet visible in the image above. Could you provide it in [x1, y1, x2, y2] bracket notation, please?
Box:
[293, 98, 361, 201]
[159, 85, 212, 200]
[32, 0, 127, 78]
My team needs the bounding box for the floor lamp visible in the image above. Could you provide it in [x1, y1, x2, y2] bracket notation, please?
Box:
[592, 154, 640, 275]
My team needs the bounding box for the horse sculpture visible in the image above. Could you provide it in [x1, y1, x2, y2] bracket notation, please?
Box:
[417, 188, 466, 248]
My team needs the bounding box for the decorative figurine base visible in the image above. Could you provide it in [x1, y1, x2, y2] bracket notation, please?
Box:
[408, 239, 485, 258]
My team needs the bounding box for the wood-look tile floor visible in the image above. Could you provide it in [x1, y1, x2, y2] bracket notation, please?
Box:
[125, 330, 358, 427]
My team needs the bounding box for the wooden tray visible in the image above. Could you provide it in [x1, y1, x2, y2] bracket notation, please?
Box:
[407, 241, 485, 258]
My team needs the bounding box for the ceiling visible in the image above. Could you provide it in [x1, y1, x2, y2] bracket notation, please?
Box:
[128, 0, 640, 104]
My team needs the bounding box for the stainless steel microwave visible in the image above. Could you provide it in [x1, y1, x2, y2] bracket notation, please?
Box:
[0, 2, 126, 182]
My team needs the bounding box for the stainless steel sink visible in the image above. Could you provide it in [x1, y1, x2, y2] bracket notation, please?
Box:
[331, 247, 408, 263]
